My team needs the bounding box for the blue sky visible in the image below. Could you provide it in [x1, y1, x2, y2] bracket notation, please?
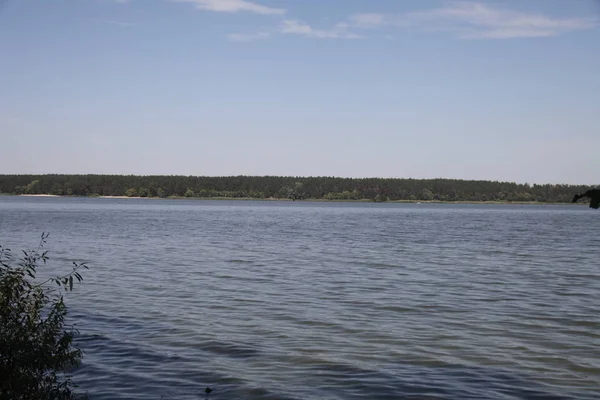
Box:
[1, 0, 599, 184]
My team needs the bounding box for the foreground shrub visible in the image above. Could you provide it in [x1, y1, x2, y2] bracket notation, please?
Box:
[0, 233, 87, 399]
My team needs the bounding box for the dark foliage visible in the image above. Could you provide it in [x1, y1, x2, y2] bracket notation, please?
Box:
[572, 189, 600, 209]
[0, 233, 88, 400]
[0, 174, 596, 203]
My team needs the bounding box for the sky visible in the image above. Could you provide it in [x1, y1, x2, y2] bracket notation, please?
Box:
[0, 0, 599, 184]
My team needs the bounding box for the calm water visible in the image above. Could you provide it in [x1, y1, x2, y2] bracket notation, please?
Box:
[1, 197, 599, 400]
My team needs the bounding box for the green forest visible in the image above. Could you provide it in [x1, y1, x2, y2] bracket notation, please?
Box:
[0, 175, 595, 203]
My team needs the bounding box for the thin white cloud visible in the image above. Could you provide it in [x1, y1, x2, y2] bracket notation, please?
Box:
[351, 2, 597, 39]
[228, 32, 270, 41]
[350, 13, 386, 28]
[280, 20, 362, 39]
[171, 0, 285, 15]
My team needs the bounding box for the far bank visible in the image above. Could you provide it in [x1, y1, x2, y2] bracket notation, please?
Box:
[1, 174, 595, 204]
[7, 193, 580, 206]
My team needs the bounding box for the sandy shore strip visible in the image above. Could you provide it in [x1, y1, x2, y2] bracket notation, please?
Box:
[97, 196, 143, 199]
[4, 194, 576, 205]
[18, 194, 60, 197]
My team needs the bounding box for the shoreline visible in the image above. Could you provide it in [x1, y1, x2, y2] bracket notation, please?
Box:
[17, 194, 60, 197]
[1, 193, 578, 205]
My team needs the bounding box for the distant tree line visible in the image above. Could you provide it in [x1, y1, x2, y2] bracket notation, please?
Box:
[0, 174, 595, 203]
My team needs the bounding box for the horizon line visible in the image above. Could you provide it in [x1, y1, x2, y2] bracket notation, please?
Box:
[0, 173, 597, 187]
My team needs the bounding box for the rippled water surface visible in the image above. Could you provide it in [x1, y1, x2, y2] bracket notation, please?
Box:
[1, 197, 599, 399]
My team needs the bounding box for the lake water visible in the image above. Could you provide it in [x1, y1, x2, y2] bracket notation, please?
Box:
[1, 196, 599, 400]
